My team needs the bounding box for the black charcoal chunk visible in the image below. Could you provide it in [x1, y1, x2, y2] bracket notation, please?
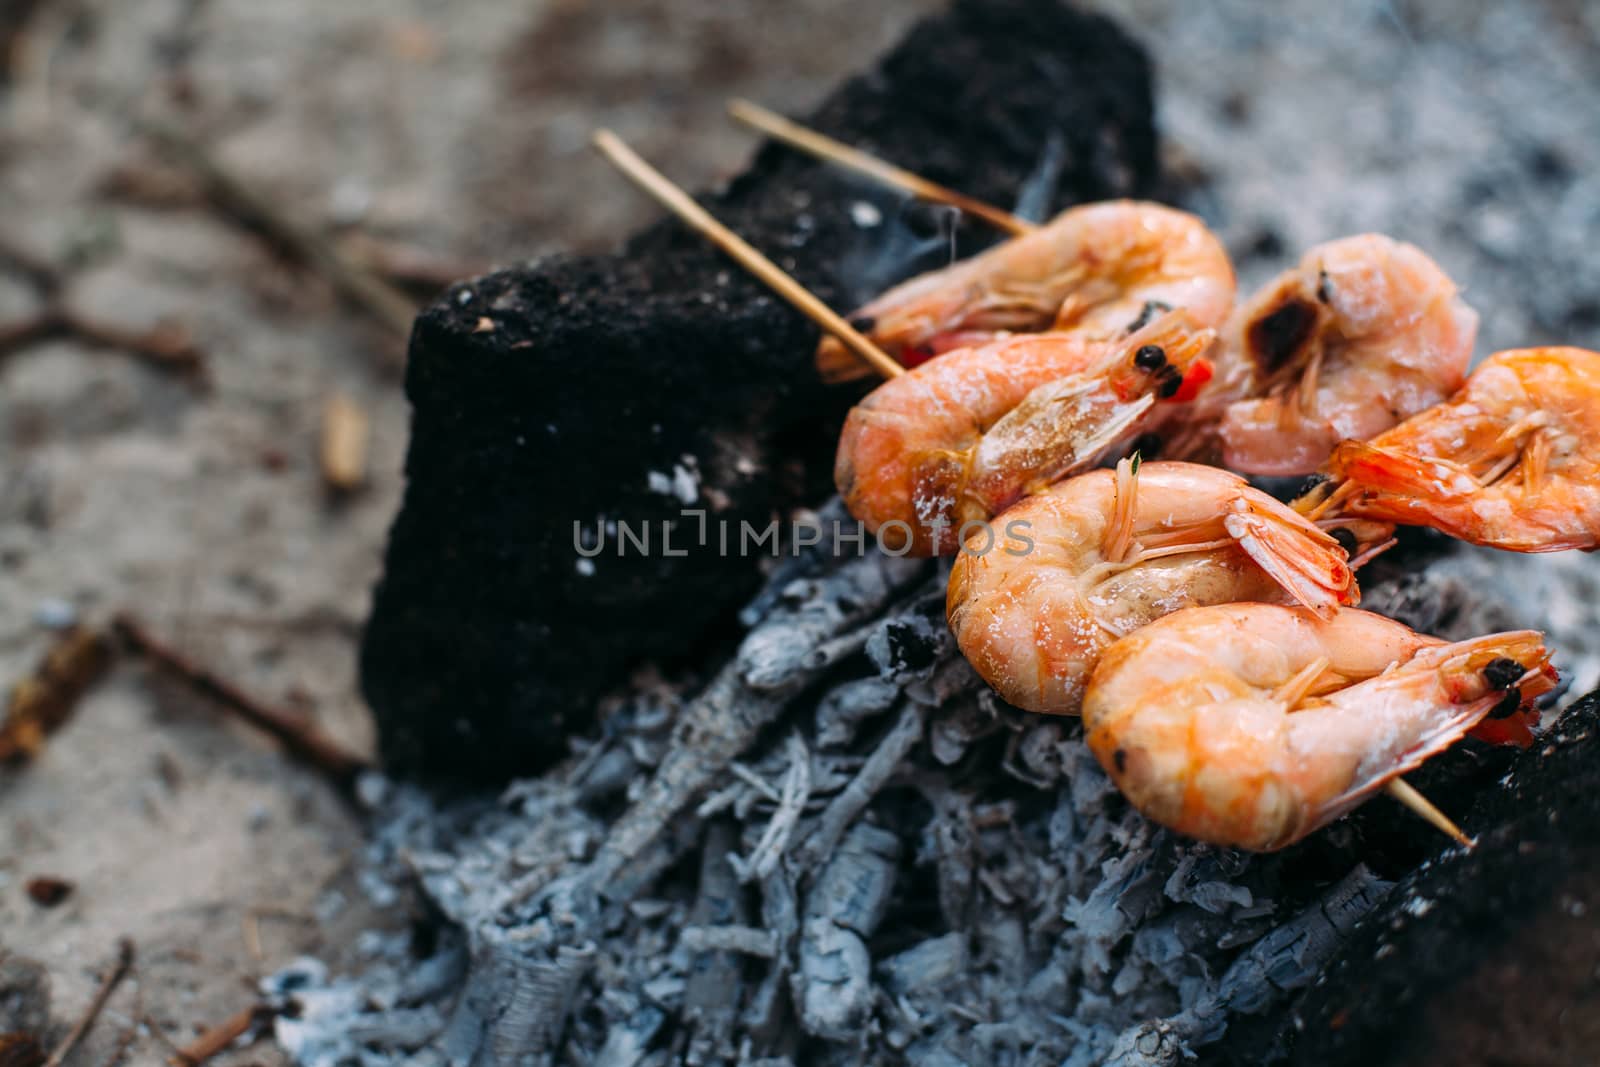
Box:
[361, 0, 1161, 781]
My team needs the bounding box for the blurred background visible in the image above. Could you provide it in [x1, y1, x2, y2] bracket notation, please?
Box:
[1, 1, 1597, 1064]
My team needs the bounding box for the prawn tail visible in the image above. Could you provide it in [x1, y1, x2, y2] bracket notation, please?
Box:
[1223, 503, 1357, 616]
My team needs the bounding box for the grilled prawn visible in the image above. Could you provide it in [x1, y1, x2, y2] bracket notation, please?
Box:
[946, 459, 1359, 714]
[1083, 603, 1555, 850]
[1317, 346, 1600, 552]
[837, 313, 1214, 555]
[818, 200, 1235, 383]
[1160, 234, 1477, 474]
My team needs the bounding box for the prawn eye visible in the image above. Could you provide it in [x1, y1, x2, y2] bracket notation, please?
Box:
[1330, 527, 1358, 556]
[1134, 344, 1168, 371]
[1488, 687, 1523, 719]
[1483, 657, 1524, 690]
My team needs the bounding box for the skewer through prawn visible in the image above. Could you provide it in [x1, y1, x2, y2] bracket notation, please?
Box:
[733, 105, 1236, 385]
[594, 120, 1485, 848]
[737, 104, 1479, 478]
[838, 312, 1215, 555]
[817, 199, 1236, 383]
[1083, 603, 1556, 850]
[946, 458, 1362, 715]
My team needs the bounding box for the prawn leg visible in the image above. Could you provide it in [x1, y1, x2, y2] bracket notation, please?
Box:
[1271, 656, 1330, 706]
[1223, 498, 1356, 615]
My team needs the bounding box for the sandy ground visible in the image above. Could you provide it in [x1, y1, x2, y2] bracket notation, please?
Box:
[0, 1, 939, 1062]
[2, 0, 1598, 1064]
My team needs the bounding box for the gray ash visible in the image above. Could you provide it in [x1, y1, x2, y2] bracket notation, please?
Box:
[280, 545, 1600, 1066]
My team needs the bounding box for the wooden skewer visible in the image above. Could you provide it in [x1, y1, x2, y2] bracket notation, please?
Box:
[591, 128, 903, 381]
[1386, 777, 1474, 850]
[723, 105, 1479, 851]
[728, 98, 1036, 236]
[602, 113, 1475, 853]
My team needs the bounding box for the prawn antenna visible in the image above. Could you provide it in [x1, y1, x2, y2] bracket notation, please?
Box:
[727, 99, 1035, 237]
[591, 128, 904, 381]
[1385, 779, 1475, 851]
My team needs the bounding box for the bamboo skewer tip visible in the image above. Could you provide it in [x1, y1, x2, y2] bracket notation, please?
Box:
[724, 99, 1035, 237]
[591, 128, 903, 380]
[1386, 778, 1475, 850]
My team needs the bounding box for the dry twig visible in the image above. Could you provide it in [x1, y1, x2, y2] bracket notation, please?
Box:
[111, 613, 370, 791]
[0, 233, 206, 378]
[136, 119, 417, 340]
[167, 1005, 269, 1067]
[41, 939, 134, 1067]
[0, 625, 113, 763]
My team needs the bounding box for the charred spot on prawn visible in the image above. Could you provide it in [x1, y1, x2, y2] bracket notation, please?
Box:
[1246, 298, 1320, 376]
[1483, 657, 1525, 691]
[1124, 300, 1174, 335]
[1156, 368, 1184, 399]
[1488, 686, 1524, 719]
[849, 315, 877, 333]
[1316, 269, 1334, 305]
[1113, 747, 1128, 774]
[1134, 344, 1168, 371]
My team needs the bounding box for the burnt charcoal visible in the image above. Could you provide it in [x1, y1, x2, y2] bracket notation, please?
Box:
[362, 0, 1161, 781]
[1212, 690, 1600, 1067]
[315, 532, 1600, 1065]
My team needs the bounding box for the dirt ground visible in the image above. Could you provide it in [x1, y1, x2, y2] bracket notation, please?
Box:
[0, 1, 942, 1062]
[2, 1, 1598, 1065]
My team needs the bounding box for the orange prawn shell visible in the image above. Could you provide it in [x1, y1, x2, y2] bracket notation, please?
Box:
[1331, 346, 1600, 552]
[835, 332, 1107, 554]
[837, 314, 1215, 556]
[1216, 234, 1477, 476]
[819, 200, 1236, 382]
[945, 462, 1354, 714]
[1082, 603, 1555, 850]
